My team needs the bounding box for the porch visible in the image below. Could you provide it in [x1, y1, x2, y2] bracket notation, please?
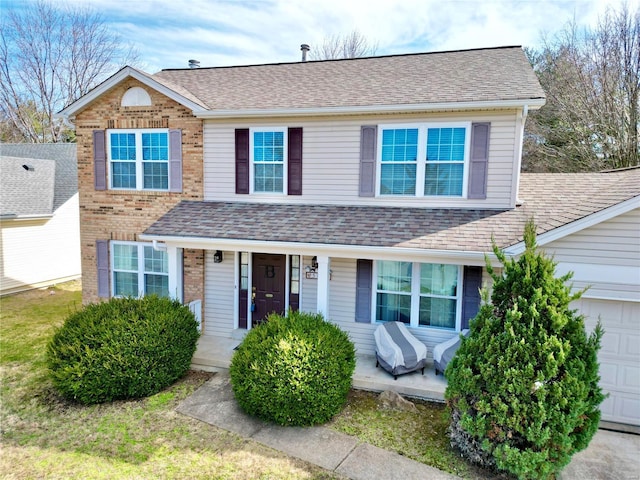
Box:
[191, 334, 448, 402]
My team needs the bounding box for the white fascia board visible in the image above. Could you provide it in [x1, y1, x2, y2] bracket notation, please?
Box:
[138, 233, 504, 266]
[57, 67, 206, 119]
[505, 196, 640, 256]
[194, 98, 546, 120]
[0, 214, 54, 222]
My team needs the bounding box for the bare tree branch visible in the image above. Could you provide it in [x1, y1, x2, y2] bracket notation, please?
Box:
[0, 0, 139, 143]
[524, 2, 639, 171]
[311, 30, 378, 60]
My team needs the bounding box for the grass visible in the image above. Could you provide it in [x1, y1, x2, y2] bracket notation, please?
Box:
[0, 282, 339, 480]
[1, 281, 500, 479]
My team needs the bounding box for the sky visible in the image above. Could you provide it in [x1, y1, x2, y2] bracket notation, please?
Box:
[2, 0, 630, 73]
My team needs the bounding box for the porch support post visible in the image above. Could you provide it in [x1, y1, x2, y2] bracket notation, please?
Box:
[167, 245, 183, 302]
[316, 255, 330, 316]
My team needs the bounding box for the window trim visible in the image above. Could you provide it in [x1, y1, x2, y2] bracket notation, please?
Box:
[371, 260, 463, 331]
[375, 122, 471, 198]
[110, 241, 169, 298]
[249, 126, 288, 194]
[107, 128, 170, 191]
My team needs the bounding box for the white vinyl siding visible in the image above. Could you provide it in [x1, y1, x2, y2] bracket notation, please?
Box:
[203, 110, 519, 209]
[0, 194, 81, 295]
[204, 250, 236, 336]
[543, 208, 640, 301]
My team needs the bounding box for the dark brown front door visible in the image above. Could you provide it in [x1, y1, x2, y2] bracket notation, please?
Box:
[252, 253, 286, 326]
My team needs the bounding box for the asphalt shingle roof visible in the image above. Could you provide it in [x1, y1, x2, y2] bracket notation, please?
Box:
[143, 168, 640, 252]
[152, 46, 545, 111]
[0, 156, 56, 216]
[0, 143, 77, 211]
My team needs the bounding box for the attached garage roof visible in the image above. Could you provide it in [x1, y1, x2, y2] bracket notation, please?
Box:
[142, 168, 640, 253]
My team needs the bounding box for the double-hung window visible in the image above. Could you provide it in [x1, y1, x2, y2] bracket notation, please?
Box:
[250, 128, 287, 193]
[112, 242, 169, 297]
[377, 123, 470, 197]
[374, 260, 461, 330]
[108, 129, 169, 190]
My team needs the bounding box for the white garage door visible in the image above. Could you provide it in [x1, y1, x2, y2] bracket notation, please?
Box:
[574, 298, 640, 427]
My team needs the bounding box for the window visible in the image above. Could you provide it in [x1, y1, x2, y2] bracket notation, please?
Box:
[377, 123, 470, 197]
[251, 128, 287, 193]
[108, 129, 169, 190]
[112, 242, 169, 297]
[380, 128, 418, 195]
[419, 263, 458, 327]
[374, 260, 461, 329]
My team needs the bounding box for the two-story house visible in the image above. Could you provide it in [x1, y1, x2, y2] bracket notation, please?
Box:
[59, 46, 639, 430]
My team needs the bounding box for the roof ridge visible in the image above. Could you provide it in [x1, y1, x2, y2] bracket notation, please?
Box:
[158, 45, 524, 72]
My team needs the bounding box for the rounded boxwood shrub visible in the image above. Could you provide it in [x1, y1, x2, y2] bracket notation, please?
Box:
[46, 295, 199, 404]
[229, 310, 355, 426]
[445, 221, 604, 479]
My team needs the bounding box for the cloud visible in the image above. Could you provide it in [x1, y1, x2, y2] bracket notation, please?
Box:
[8, 0, 626, 71]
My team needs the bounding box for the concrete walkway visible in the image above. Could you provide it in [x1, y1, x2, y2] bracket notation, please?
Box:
[177, 371, 640, 480]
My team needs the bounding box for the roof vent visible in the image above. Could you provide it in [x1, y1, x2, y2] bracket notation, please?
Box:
[22, 164, 34, 171]
[300, 44, 310, 62]
[188, 59, 200, 69]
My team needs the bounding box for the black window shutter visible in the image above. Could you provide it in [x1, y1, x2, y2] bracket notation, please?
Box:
[468, 123, 490, 199]
[96, 240, 109, 298]
[93, 130, 107, 190]
[168, 129, 183, 192]
[288, 127, 303, 195]
[235, 129, 250, 194]
[355, 259, 373, 323]
[359, 126, 377, 197]
[461, 266, 482, 329]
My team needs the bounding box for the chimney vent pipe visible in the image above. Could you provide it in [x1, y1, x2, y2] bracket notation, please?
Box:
[188, 59, 200, 68]
[300, 44, 310, 62]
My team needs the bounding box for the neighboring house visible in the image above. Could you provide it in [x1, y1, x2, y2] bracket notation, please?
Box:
[0, 143, 81, 295]
[58, 46, 639, 429]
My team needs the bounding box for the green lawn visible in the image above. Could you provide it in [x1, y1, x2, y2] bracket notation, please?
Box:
[1, 281, 495, 479]
[0, 282, 338, 480]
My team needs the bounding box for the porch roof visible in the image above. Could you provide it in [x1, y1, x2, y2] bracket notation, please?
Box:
[143, 169, 640, 254]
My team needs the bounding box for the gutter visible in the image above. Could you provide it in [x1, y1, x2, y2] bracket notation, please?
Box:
[194, 98, 546, 120]
[0, 213, 54, 222]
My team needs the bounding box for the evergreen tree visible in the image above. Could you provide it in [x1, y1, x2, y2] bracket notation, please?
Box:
[445, 220, 604, 479]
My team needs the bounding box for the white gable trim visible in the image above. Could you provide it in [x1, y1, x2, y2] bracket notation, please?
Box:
[57, 66, 206, 118]
[505, 196, 640, 255]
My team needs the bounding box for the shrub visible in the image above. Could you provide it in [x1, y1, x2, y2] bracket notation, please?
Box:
[47, 295, 199, 404]
[229, 310, 355, 426]
[445, 220, 604, 479]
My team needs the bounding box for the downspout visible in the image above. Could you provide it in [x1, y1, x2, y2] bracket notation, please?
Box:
[152, 240, 167, 251]
[513, 104, 528, 207]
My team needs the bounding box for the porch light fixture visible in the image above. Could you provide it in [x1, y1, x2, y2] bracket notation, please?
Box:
[213, 250, 223, 263]
[311, 256, 318, 269]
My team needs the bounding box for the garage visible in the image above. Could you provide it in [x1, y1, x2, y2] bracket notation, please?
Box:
[574, 297, 640, 430]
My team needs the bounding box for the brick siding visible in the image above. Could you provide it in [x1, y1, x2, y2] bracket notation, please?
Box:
[74, 78, 205, 317]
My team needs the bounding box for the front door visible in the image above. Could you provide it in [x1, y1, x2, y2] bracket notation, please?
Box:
[252, 253, 286, 326]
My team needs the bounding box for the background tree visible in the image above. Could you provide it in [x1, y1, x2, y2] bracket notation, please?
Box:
[445, 220, 604, 479]
[0, 0, 138, 143]
[524, 3, 639, 171]
[311, 30, 378, 60]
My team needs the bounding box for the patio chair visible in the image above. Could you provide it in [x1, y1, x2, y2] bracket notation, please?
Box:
[432, 329, 470, 376]
[374, 322, 428, 380]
